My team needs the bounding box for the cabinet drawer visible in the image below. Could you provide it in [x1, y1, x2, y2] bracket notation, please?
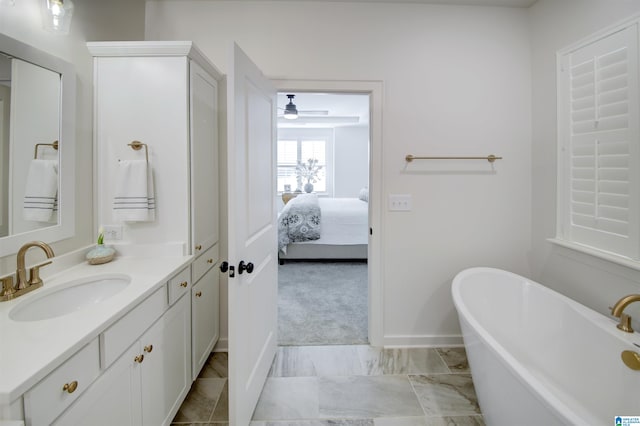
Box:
[24, 338, 100, 426]
[100, 285, 167, 368]
[192, 244, 219, 283]
[168, 266, 191, 306]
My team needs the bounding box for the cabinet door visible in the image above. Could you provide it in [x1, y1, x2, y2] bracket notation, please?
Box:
[52, 345, 142, 426]
[190, 60, 219, 255]
[141, 293, 191, 426]
[192, 265, 220, 379]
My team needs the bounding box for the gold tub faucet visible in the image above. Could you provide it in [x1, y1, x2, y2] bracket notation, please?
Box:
[611, 294, 640, 333]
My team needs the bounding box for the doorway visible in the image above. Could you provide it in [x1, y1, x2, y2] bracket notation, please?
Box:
[273, 81, 383, 346]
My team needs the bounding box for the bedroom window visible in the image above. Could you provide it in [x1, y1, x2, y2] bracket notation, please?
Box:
[277, 129, 333, 195]
[555, 19, 640, 262]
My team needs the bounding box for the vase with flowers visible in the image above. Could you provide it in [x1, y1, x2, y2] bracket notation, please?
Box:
[296, 158, 323, 193]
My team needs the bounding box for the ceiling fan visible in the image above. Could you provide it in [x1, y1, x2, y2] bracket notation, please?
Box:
[278, 94, 329, 120]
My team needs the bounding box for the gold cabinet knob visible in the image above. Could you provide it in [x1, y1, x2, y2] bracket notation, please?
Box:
[195, 244, 202, 251]
[207, 259, 214, 264]
[622, 350, 640, 370]
[195, 291, 202, 298]
[180, 281, 188, 288]
[134, 354, 144, 363]
[62, 381, 78, 394]
[144, 344, 153, 353]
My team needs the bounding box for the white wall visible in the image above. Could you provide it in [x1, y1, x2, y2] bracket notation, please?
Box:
[146, 1, 532, 346]
[334, 126, 369, 198]
[93, 56, 191, 248]
[0, 0, 145, 274]
[530, 0, 640, 325]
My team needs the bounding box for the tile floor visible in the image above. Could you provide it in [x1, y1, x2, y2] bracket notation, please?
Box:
[172, 346, 484, 426]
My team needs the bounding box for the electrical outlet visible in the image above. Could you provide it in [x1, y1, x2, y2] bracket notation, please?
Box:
[388, 194, 412, 211]
[103, 225, 123, 240]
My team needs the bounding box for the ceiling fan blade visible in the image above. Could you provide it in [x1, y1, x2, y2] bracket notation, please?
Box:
[297, 110, 329, 116]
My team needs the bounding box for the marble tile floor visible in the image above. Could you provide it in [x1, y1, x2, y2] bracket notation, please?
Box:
[172, 352, 229, 425]
[172, 346, 484, 426]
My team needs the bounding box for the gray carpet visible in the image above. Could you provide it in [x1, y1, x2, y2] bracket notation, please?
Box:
[278, 261, 368, 346]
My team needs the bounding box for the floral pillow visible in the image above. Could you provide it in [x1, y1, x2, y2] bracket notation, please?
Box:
[278, 194, 321, 252]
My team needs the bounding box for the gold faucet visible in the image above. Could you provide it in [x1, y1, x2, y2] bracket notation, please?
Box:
[611, 294, 640, 333]
[0, 241, 54, 302]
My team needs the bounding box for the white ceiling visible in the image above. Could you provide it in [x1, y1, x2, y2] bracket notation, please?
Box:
[277, 92, 370, 129]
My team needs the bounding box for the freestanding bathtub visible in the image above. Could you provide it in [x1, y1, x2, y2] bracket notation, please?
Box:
[452, 267, 640, 426]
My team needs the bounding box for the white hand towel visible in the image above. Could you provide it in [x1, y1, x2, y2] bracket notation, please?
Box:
[113, 160, 156, 222]
[23, 159, 58, 222]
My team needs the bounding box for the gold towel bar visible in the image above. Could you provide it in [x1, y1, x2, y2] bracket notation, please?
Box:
[128, 140, 149, 163]
[33, 140, 58, 159]
[405, 154, 503, 163]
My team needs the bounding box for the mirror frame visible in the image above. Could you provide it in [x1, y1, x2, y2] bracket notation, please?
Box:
[0, 32, 75, 257]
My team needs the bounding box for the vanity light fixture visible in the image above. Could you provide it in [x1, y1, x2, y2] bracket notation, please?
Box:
[283, 94, 298, 120]
[42, 0, 74, 34]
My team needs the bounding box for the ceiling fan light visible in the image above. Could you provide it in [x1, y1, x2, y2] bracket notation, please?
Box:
[284, 107, 298, 120]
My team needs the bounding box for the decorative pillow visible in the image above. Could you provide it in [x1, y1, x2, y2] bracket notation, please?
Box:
[358, 186, 369, 202]
[277, 193, 321, 252]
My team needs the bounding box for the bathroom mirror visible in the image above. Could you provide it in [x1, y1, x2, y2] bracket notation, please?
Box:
[0, 32, 75, 257]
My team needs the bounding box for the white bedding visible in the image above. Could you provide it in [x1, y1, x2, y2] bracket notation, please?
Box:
[290, 197, 368, 246]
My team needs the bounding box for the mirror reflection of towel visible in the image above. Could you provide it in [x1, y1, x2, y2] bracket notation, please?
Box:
[23, 159, 58, 222]
[112, 160, 156, 222]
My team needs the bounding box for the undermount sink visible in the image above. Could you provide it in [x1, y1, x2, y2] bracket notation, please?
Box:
[9, 274, 131, 322]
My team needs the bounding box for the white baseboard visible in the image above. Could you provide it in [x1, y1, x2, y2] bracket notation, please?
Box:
[381, 334, 463, 348]
[213, 337, 228, 352]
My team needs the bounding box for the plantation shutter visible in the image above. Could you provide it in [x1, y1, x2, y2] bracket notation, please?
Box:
[277, 139, 298, 165]
[300, 140, 327, 192]
[277, 140, 298, 191]
[559, 23, 640, 259]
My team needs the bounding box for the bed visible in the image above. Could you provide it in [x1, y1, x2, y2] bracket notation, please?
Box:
[278, 194, 368, 262]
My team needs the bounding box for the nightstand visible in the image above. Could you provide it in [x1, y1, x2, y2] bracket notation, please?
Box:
[282, 192, 301, 204]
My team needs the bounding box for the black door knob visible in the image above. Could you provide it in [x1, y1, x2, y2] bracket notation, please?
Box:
[219, 261, 229, 273]
[238, 260, 254, 274]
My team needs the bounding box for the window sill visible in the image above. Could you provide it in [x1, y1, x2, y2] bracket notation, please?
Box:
[548, 238, 640, 272]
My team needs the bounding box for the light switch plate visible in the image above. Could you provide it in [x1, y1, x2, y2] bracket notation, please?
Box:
[103, 225, 123, 240]
[388, 194, 412, 211]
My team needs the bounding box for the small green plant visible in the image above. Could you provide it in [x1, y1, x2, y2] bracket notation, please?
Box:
[97, 226, 104, 245]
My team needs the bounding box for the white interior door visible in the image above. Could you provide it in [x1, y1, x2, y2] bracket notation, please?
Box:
[227, 43, 278, 426]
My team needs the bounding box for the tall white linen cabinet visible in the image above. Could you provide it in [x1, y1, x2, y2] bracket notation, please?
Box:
[86, 41, 223, 424]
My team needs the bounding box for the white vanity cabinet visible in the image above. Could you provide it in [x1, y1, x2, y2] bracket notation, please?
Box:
[89, 41, 221, 257]
[23, 339, 101, 426]
[89, 41, 221, 378]
[191, 245, 220, 379]
[139, 292, 191, 425]
[51, 344, 143, 426]
[51, 289, 191, 426]
[190, 60, 220, 257]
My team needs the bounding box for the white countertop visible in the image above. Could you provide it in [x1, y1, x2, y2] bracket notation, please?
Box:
[0, 253, 192, 404]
